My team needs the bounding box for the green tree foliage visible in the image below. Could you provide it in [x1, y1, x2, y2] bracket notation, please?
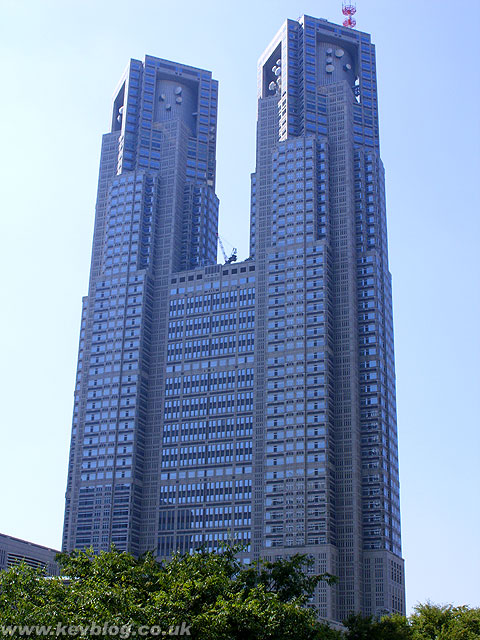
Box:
[343, 613, 380, 639]
[410, 603, 480, 640]
[343, 612, 411, 640]
[378, 614, 413, 640]
[0, 546, 341, 639]
[343, 604, 480, 640]
[1, 548, 478, 639]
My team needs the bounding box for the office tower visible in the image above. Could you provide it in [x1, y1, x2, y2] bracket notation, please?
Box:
[62, 55, 219, 558]
[63, 16, 405, 622]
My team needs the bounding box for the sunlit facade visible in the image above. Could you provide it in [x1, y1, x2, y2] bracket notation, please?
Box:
[63, 16, 405, 622]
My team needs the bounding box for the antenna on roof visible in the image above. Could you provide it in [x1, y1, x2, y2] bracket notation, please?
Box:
[342, 1, 357, 28]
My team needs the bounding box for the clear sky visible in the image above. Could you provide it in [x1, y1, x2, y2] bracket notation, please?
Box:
[1, 0, 479, 615]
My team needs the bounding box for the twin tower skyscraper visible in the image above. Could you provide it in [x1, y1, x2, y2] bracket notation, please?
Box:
[62, 15, 406, 622]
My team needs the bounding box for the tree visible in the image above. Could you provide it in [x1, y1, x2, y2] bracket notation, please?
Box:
[343, 605, 480, 640]
[0, 546, 341, 639]
[343, 612, 383, 640]
[410, 603, 453, 639]
[342, 613, 412, 640]
[3, 549, 478, 639]
[410, 603, 480, 640]
[377, 614, 413, 640]
[443, 606, 480, 640]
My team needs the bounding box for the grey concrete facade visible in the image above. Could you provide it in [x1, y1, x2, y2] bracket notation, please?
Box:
[63, 16, 405, 623]
[0, 533, 60, 575]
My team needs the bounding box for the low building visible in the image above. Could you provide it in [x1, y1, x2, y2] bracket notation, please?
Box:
[0, 533, 60, 576]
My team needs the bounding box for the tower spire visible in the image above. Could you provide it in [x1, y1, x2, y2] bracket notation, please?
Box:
[342, 1, 357, 28]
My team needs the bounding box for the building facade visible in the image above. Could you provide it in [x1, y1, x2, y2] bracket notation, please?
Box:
[63, 15, 405, 621]
[0, 533, 60, 575]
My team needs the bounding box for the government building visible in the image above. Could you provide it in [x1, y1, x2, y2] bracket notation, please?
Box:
[62, 14, 406, 621]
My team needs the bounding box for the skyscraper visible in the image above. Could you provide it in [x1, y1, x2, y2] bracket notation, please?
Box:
[63, 15, 405, 622]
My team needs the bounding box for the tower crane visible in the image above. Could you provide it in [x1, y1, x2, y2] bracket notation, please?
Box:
[217, 234, 237, 264]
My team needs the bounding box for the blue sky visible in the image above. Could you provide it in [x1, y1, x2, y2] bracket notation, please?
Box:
[1, 0, 479, 614]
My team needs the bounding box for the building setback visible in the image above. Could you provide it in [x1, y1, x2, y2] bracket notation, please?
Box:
[62, 15, 405, 622]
